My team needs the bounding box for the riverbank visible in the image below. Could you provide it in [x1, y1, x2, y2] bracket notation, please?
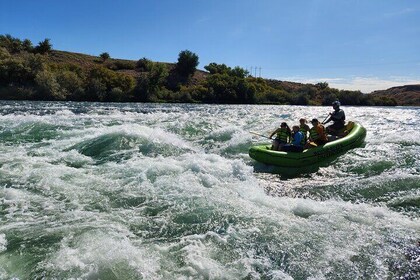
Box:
[1, 35, 409, 106]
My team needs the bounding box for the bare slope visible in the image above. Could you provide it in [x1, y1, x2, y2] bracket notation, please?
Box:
[371, 85, 420, 106]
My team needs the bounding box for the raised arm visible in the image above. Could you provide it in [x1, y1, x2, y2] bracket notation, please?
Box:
[323, 113, 332, 124]
[269, 128, 279, 139]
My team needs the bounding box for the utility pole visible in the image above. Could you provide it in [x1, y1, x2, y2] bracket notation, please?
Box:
[248, 66, 262, 77]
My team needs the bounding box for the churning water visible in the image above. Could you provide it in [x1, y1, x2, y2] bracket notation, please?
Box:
[0, 101, 418, 279]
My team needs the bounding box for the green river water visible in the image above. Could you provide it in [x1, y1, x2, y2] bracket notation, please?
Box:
[0, 101, 418, 279]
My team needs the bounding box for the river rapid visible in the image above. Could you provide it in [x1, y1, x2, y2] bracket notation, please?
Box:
[0, 101, 419, 279]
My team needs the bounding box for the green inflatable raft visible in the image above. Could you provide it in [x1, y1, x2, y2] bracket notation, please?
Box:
[249, 122, 366, 167]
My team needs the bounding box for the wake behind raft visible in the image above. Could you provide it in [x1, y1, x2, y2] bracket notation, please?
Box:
[249, 122, 367, 168]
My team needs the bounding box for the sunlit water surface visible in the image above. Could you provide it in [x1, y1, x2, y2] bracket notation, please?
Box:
[0, 101, 419, 279]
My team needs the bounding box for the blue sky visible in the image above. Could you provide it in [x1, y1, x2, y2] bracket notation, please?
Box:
[1, 0, 420, 92]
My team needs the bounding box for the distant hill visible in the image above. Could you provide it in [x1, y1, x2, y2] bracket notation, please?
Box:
[370, 85, 420, 106]
[0, 34, 403, 106]
[47, 50, 209, 80]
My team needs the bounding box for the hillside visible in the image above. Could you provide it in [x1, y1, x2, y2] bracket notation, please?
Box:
[46, 50, 208, 81]
[0, 34, 404, 106]
[48, 50, 420, 106]
[370, 85, 420, 106]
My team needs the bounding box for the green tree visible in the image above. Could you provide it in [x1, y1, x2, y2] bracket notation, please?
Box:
[135, 63, 168, 101]
[112, 74, 135, 93]
[0, 52, 46, 89]
[322, 94, 339, 106]
[292, 93, 310, 105]
[316, 82, 329, 89]
[136, 57, 153, 72]
[100, 52, 110, 61]
[35, 70, 64, 100]
[337, 90, 364, 105]
[258, 90, 289, 104]
[85, 66, 135, 101]
[204, 72, 256, 104]
[34, 39, 52, 54]
[175, 50, 199, 78]
[22, 39, 33, 52]
[149, 63, 168, 88]
[230, 66, 249, 78]
[25, 53, 46, 76]
[86, 78, 107, 101]
[56, 70, 84, 99]
[204, 63, 230, 74]
[0, 47, 10, 60]
[108, 87, 125, 102]
[204, 63, 248, 78]
[0, 34, 23, 53]
[110, 60, 136, 70]
[0, 58, 32, 86]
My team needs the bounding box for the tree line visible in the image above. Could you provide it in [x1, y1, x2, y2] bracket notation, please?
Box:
[0, 34, 397, 106]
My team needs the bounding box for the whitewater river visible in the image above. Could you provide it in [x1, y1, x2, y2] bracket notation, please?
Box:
[0, 101, 418, 279]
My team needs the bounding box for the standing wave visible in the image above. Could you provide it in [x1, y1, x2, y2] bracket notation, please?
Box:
[0, 102, 419, 279]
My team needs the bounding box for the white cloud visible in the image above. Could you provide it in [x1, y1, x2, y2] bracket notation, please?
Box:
[278, 76, 420, 93]
[383, 8, 417, 18]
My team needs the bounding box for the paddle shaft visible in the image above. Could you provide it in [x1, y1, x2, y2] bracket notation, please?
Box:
[249, 131, 272, 139]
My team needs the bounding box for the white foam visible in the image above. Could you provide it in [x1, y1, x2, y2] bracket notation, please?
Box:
[0, 234, 6, 253]
[44, 231, 160, 279]
[1, 102, 419, 278]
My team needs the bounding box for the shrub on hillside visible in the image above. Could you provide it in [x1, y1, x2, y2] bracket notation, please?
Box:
[204, 63, 249, 78]
[85, 66, 135, 101]
[0, 86, 35, 100]
[257, 90, 289, 104]
[86, 78, 107, 101]
[100, 52, 110, 61]
[204, 63, 230, 75]
[22, 39, 33, 52]
[35, 70, 64, 100]
[204, 72, 256, 104]
[0, 34, 23, 53]
[0, 58, 31, 86]
[178, 85, 208, 102]
[175, 50, 199, 78]
[134, 63, 168, 101]
[291, 93, 310, 105]
[336, 90, 368, 105]
[108, 87, 126, 102]
[108, 60, 136, 70]
[34, 39, 52, 54]
[316, 82, 329, 90]
[136, 57, 153, 72]
[0, 47, 11, 60]
[56, 71, 85, 99]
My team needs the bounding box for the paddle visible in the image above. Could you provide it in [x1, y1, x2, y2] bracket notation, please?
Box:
[321, 114, 330, 124]
[249, 131, 272, 139]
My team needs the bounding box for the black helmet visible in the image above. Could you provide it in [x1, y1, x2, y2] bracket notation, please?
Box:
[332, 100, 341, 107]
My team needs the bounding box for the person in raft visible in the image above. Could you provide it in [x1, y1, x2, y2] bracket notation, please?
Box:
[281, 125, 305, 152]
[299, 118, 310, 143]
[269, 122, 291, 151]
[323, 100, 346, 135]
[305, 118, 328, 148]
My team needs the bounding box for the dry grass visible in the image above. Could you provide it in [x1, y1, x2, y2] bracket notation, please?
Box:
[371, 85, 420, 106]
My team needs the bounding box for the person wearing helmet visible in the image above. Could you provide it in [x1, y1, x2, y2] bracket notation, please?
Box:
[323, 101, 345, 135]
